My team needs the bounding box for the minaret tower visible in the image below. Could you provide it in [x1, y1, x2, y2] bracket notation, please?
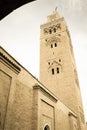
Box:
[40, 11, 85, 129]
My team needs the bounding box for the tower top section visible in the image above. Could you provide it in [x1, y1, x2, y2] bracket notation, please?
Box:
[40, 11, 63, 29]
[47, 11, 61, 22]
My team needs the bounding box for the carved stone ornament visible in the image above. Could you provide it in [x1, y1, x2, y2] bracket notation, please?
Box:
[44, 23, 61, 34]
[45, 36, 61, 46]
[48, 60, 61, 69]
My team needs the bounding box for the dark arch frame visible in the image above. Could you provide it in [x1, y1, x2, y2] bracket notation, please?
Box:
[0, 0, 35, 20]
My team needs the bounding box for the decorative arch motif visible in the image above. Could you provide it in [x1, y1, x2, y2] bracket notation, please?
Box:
[45, 36, 61, 47]
[44, 23, 61, 35]
[48, 60, 61, 68]
[48, 60, 62, 75]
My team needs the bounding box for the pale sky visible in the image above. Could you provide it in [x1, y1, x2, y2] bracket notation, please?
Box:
[0, 0, 87, 122]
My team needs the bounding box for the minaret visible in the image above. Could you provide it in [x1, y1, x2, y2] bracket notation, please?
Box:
[40, 11, 85, 128]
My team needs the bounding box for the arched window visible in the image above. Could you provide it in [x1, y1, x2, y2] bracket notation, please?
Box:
[44, 125, 50, 130]
[52, 68, 54, 75]
[55, 43, 57, 47]
[54, 28, 56, 33]
[49, 29, 52, 34]
[48, 62, 50, 65]
[57, 67, 59, 73]
[51, 44, 53, 48]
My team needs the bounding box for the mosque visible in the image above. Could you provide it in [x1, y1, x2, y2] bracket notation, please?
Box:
[0, 11, 87, 130]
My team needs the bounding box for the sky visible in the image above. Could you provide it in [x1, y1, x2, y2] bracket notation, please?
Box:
[0, 0, 87, 122]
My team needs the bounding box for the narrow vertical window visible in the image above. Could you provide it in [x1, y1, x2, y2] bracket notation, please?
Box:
[51, 44, 53, 48]
[55, 43, 57, 47]
[54, 28, 56, 32]
[48, 62, 50, 65]
[49, 29, 52, 34]
[57, 67, 59, 73]
[52, 68, 54, 75]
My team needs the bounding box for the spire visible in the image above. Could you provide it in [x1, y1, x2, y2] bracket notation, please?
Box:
[55, 6, 58, 12]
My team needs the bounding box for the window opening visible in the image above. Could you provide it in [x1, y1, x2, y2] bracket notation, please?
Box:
[44, 125, 50, 130]
[48, 62, 50, 65]
[55, 43, 57, 47]
[51, 44, 53, 48]
[54, 28, 56, 32]
[52, 68, 54, 75]
[49, 29, 52, 34]
[59, 59, 61, 62]
[57, 67, 59, 73]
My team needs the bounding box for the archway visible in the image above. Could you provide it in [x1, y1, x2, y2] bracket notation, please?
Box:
[0, 0, 35, 20]
[44, 125, 50, 130]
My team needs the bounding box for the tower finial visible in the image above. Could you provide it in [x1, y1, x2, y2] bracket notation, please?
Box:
[55, 6, 58, 12]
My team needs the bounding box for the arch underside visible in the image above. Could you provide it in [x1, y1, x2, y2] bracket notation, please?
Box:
[0, 0, 35, 20]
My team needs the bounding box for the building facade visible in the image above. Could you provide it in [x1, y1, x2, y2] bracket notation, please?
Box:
[0, 11, 86, 130]
[40, 11, 86, 130]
